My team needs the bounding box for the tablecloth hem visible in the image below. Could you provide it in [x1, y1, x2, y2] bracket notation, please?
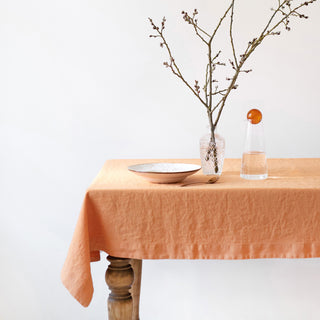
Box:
[95, 241, 320, 261]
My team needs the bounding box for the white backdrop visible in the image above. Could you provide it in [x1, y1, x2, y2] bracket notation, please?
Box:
[1, 0, 320, 319]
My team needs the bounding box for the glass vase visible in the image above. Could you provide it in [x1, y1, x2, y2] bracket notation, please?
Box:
[199, 132, 225, 176]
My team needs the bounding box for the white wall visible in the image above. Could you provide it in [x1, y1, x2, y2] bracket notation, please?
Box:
[1, 0, 320, 319]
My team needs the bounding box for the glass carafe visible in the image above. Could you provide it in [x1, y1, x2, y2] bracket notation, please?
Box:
[240, 109, 268, 180]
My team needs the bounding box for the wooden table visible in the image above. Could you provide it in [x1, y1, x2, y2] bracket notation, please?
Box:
[61, 158, 320, 320]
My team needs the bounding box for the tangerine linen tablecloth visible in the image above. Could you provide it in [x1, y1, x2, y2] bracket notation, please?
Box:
[61, 158, 320, 307]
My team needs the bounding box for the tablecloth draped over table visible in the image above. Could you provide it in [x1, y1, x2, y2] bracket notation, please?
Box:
[61, 158, 320, 307]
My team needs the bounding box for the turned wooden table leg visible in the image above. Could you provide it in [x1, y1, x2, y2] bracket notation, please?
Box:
[106, 256, 134, 320]
[130, 259, 142, 320]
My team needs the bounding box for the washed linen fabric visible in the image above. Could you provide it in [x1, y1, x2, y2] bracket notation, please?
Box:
[61, 158, 320, 307]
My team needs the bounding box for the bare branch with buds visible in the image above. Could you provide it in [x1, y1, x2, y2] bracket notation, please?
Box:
[149, 0, 317, 171]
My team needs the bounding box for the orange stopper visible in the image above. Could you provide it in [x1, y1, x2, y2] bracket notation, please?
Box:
[247, 108, 262, 124]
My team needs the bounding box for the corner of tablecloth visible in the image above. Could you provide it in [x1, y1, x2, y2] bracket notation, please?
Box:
[60, 192, 96, 307]
[61, 260, 93, 307]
